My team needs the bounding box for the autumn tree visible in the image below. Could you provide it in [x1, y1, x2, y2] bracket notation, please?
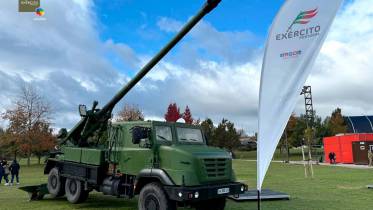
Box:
[164, 103, 181, 122]
[0, 128, 19, 160]
[288, 115, 307, 147]
[116, 104, 144, 122]
[2, 84, 55, 165]
[0, 127, 5, 158]
[32, 122, 56, 164]
[275, 109, 338, 149]
[326, 108, 347, 135]
[280, 113, 297, 145]
[182, 106, 193, 124]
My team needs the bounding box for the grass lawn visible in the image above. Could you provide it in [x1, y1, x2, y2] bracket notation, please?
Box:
[1, 159, 373, 210]
[234, 148, 325, 162]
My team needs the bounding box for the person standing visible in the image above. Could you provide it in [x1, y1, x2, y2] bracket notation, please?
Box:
[10, 159, 20, 185]
[3, 161, 10, 186]
[0, 161, 4, 184]
[368, 150, 373, 167]
[328, 152, 334, 164]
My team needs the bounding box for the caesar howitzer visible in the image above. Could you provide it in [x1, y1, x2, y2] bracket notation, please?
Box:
[62, 0, 222, 147]
[22, 1, 248, 210]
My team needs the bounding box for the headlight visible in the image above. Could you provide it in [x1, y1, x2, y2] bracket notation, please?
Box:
[241, 185, 245, 192]
[194, 191, 199, 198]
[178, 192, 183, 198]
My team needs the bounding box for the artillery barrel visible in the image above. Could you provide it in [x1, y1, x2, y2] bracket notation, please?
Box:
[98, 0, 221, 116]
[62, 0, 221, 145]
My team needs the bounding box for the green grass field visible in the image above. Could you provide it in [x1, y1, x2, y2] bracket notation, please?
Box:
[234, 148, 325, 162]
[0, 159, 373, 210]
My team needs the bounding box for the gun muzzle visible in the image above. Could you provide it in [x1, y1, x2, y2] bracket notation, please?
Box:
[204, 0, 222, 13]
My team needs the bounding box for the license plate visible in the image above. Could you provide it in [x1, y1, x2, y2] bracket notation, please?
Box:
[217, 187, 230, 195]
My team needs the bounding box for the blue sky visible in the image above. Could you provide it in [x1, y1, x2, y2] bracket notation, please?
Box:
[93, 0, 355, 76]
[94, 0, 284, 73]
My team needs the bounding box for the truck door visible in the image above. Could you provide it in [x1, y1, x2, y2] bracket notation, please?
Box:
[121, 125, 153, 175]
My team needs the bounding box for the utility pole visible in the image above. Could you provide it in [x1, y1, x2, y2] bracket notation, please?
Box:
[300, 86, 314, 178]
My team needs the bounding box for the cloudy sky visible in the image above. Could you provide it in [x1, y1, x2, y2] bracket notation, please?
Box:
[0, 0, 372, 134]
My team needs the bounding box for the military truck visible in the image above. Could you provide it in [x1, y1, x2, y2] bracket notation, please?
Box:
[42, 0, 247, 209]
[46, 121, 246, 209]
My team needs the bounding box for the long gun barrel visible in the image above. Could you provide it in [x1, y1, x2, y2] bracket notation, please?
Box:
[63, 0, 222, 146]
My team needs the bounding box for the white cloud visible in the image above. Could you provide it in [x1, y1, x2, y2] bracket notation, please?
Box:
[135, 0, 373, 132]
[157, 17, 183, 33]
[0, 0, 129, 130]
[305, 0, 373, 118]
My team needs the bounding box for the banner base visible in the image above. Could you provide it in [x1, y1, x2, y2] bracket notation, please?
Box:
[228, 189, 290, 202]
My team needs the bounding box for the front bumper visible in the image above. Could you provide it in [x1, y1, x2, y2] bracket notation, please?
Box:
[164, 182, 247, 202]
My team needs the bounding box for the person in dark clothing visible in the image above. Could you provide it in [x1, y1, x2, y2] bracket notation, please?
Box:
[328, 152, 333, 164]
[9, 160, 20, 185]
[0, 162, 4, 184]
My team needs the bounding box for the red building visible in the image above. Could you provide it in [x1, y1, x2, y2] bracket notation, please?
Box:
[323, 134, 373, 164]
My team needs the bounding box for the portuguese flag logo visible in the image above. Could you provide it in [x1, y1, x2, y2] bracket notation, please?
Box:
[288, 8, 318, 31]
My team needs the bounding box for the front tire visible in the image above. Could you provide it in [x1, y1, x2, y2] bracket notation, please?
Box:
[47, 167, 65, 198]
[65, 178, 89, 204]
[195, 198, 226, 210]
[138, 182, 176, 210]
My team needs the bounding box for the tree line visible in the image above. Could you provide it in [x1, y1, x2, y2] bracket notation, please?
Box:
[118, 102, 242, 151]
[280, 108, 347, 148]
[0, 85, 348, 166]
[0, 85, 55, 166]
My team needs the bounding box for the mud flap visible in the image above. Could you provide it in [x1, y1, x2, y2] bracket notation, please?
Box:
[19, 184, 49, 201]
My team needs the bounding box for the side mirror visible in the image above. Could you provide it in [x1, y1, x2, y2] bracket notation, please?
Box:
[132, 126, 150, 144]
[79, 105, 87, 117]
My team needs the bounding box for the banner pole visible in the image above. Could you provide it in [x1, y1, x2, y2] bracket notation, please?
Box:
[257, 190, 261, 210]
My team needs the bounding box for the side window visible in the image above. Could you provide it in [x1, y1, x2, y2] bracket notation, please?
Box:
[155, 126, 173, 143]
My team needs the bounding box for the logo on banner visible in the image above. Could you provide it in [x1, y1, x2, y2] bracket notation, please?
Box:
[33, 7, 47, 21]
[288, 8, 318, 31]
[35, 7, 45, 16]
[276, 8, 321, 41]
[280, 50, 302, 59]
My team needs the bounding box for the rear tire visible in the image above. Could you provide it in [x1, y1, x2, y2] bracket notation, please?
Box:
[47, 167, 65, 198]
[65, 178, 89, 204]
[195, 198, 226, 210]
[138, 182, 176, 210]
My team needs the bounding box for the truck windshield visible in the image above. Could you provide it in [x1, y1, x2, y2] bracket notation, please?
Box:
[155, 126, 173, 143]
[177, 127, 204, 144]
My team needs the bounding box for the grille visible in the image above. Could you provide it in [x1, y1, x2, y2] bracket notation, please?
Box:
[203, 158, 227, 178]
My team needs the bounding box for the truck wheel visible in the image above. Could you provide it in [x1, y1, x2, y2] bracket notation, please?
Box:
[195, 198, 226, 210]
[47, 167, 65, 198]
[65, 178, 89, 204]
[138, 182, 176, 210]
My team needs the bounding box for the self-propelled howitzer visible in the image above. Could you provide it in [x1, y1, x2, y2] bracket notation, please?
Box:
[41, 1, 248, 210]
[62, 0, 222, 147]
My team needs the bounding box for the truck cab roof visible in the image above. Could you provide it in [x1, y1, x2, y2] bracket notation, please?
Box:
[111, 120, 201, 129]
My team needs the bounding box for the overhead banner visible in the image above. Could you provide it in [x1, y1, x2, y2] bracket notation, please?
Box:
[257, 0, 343, 191]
